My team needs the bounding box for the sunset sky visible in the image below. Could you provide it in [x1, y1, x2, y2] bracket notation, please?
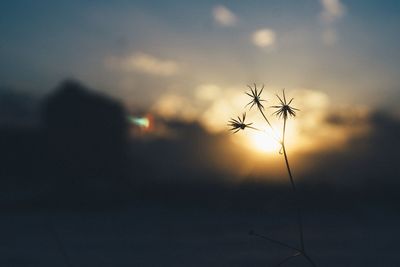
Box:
[2, 3, 400, 266]
[1, 0, 399, 104]
[1, 0, 400, 182]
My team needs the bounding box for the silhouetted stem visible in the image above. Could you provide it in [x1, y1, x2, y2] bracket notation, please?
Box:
[258, 107, 273, 129]
[250, 231, 299, 251]
[251, 231, 316, 267]
[276, 253, 301, 266]
[48, 219, 73, 267]
[258, 107, 281, 144]
[251, 101, 317, 266]
[282, 117, 304, 251]
[282, 118, 305, 251]
[302, 252, 317, 267]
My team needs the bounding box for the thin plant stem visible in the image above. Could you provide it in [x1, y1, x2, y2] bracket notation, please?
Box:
[258, 106, 273, 129]
[276, 253, 301, 266]
[251, 231, 316, 267]
[48, 218, 73, 267]
[282, 117, 305, 252]
[250, 231, 299, 251]
[257, 104, 306, 252]
[258, 107, 281, 144]
[302, 252, 317, 267]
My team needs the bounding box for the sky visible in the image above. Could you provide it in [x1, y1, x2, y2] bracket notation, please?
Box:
[1, 0, 400, 183]
[1, 0, 400, 104]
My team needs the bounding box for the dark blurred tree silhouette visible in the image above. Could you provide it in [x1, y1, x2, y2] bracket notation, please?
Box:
[42, 80, 131, 196]
[0, 80, 133, 208]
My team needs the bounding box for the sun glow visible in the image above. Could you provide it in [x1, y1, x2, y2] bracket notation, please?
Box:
[248, 131, 281, 153]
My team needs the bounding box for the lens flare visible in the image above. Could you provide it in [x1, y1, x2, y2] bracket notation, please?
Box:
[128, 116, 151, 129]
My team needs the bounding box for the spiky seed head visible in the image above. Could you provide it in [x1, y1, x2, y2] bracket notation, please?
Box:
[271, 89, 300, 120]
[227, 112, 254, 133]
[245, 83, 267, 110]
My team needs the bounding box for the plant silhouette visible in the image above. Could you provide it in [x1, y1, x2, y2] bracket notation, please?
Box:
[229, 84, 317, 266]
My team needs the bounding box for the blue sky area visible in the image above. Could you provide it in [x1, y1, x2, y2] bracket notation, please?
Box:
[1, 1, 399, 110]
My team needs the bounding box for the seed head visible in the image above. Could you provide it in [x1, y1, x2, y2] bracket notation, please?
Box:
[245, 83, 267, 110]
[228, 112, 255, 134]
[271, 89, 299, 120]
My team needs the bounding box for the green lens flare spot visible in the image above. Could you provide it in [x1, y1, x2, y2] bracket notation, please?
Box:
[129, 116, 150, 128]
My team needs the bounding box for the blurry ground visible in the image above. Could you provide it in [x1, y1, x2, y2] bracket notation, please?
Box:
[0, 202, 398, 267]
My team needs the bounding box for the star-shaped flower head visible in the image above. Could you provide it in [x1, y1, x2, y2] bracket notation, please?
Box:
[245, 83, 266, 110]
[271, 89, 299, 120]
[228, 113, 255, 134]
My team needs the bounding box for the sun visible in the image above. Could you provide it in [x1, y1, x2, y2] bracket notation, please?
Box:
[248, 131, 281, 153]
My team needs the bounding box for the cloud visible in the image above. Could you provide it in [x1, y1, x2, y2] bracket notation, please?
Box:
[149, 83, 375, 165]
[252, 29, 276, 48]
[319, 0, 346, 45]
[146, 85, 400, 189]
[304, 110, 400, 186]
[320, 0, 345, 23]
[151, 94, 199, 122]
[151, 84, 245, 134]
[212, 5, 237, 26]
[105, 52, 179, 76]
[195, 84, 221, 101]
[195, 86, 370, 154]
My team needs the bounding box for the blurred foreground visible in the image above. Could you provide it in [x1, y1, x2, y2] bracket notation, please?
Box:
[0, 203, 398, 267]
